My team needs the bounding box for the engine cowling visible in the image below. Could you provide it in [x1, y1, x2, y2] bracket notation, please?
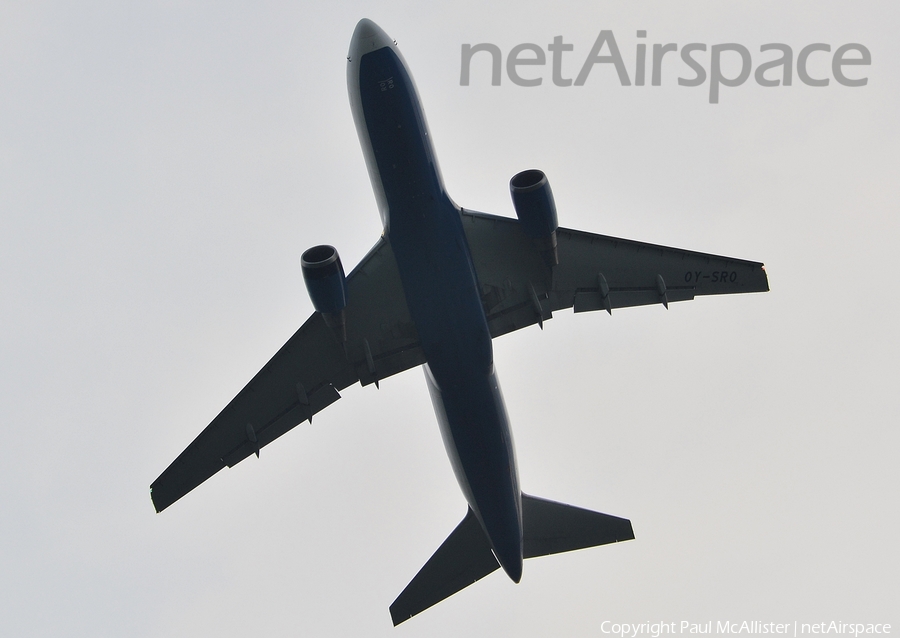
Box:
[301, 244, 347, 339]
[509, 169, 559, 266]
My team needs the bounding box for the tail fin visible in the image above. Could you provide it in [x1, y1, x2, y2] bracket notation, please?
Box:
[389, 496, 633, 625]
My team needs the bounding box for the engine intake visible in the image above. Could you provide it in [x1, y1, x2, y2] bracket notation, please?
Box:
[510, 169, 559, 266]
[301, 245, 347, 339]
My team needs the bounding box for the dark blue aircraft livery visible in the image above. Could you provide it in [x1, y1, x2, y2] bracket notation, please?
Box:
[151, 19, 769, 625]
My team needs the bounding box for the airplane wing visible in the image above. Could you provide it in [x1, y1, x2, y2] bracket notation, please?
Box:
[461, 210, 769, 338]
[150, 238, 425, 513]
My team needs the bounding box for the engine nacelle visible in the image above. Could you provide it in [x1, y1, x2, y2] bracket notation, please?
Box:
[301, 245, 347, 339]
[509, 169, 559, 266]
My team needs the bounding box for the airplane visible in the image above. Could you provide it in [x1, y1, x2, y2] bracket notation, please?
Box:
[150, 19, 769, 625]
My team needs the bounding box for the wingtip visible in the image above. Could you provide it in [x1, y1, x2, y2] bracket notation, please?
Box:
[150, 489, 163, 514]
[150, 485, 173, 514]
[390, 609, 410, 627]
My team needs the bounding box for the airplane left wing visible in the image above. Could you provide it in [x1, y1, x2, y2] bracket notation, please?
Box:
[461, 210, 768, 338]
[150, 237, 424, 513]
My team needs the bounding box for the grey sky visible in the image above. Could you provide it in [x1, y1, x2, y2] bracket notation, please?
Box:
[1, 1, 897, 636]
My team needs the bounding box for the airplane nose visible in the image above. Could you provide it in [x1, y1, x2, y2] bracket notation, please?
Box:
[353, 18, 379, 41]
[348, 18, 394, 61]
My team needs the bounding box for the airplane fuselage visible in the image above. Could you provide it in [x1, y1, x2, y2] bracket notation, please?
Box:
[348, 20, 523, 581]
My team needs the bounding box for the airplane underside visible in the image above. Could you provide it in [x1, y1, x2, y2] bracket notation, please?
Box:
[149, 18, 768, 627]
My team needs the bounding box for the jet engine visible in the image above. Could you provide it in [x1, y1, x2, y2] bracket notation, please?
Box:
[509, 169, 559, 267]
[301, 244, 348, 340]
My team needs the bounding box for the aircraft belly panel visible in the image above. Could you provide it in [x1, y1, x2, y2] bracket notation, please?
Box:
[356, 39, 522, 578]
[424, 362, 522, 580]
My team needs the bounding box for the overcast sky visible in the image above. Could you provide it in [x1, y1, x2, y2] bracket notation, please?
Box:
[1, 1, 897, 636]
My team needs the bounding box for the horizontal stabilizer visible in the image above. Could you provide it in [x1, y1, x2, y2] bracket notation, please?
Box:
[523, 494, 634, 558]
[390, 508, 500, 626]
[390, 496, 633, 625]
[391, 508, 500, 627]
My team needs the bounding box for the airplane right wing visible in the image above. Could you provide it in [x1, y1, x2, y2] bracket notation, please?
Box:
[461, 210, 768, 338]
[150, 237, 425, 513]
